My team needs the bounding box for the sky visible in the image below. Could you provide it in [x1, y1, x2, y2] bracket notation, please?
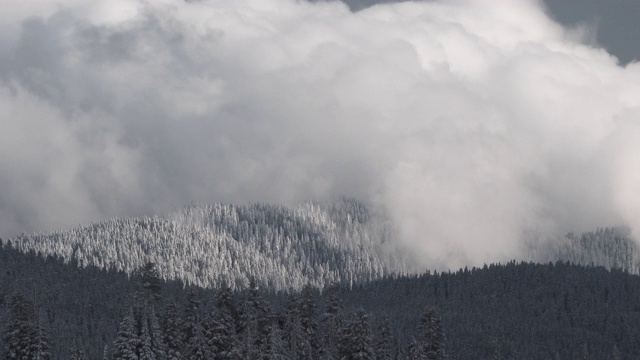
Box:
[1, 0, 640, 269]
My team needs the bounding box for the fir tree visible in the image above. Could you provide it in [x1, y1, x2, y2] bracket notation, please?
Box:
[417, 307, 445, 360]
[375, 317, 392, 360]
[262, 323, 290, 360]
[3, 292, 50, 360]
[30, 319, 51, 360]
[339, 308, 374, 360]
[69, 343, 89, 360]
[161, 301, 183, 360]
[298, 284, 319, 357]
[112, 309, 139, 360]
[284, 297, 308, 360]
[183, 322, 210, 360]
[320, 286, 342, 360]
[238, 278, 269, 358]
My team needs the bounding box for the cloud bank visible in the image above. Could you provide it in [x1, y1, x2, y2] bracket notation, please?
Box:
[1, 0, 640, 269]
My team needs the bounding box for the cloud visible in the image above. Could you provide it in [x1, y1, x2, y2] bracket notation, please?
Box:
[1, 0, 639, 270]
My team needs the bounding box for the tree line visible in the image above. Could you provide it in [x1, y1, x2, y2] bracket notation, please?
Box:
[3, 263, 445, 360]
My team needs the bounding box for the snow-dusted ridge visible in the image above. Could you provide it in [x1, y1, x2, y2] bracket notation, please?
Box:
[9, 199, 411, 291]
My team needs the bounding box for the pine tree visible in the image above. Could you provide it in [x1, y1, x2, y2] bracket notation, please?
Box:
[184, 322, 210, 360]
[407, 337, 425, 360]
[182, 290, 201, 348]
[69, 343, 89, 360]
[284, 297, 308, 360]
[417, 307, 445, 360]
[375, 317, 392, 360]
[112, 309, 139, 360]
[182, 290, 210, 359]
[320, 286, 342, 360]
[298, 284, 319, 358]
[134, 263, 167, 360]
[3, 292, 50, 360]
[207, 308, 240, 359]
[339, 308, 374, 360]
[30, 319, 51, 360]
[262, 323, 290, 360]
[162, 301, 183, 360]
[238, 278, 268, 358]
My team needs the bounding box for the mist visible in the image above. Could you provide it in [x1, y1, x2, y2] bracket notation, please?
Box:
[1, 0, 639, 269]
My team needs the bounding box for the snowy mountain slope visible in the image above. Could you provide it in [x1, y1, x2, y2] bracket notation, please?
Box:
[547, 227, 640, 273]
[9, 199, 410, 290]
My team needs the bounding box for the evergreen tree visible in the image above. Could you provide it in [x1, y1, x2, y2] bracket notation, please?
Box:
[320, 286, 342, 360]
[298, 284, 319, 357]
[262, 323, 290, 360]
[140, 263, 162, 305]
[161, 301, 183, 360]
[134, 263, 167, 360]
[183, 322, 210, 360]
[182, 290, 210, 359]
[207, 285, 241, 359]
[284, 297, 308, 360]
[238, 278, 269, 358]
[417, 307, 445, 360]
[69, 343, 89, 360]
[112, 309, 139, 360]
[3, 292, 50, 360]
[207, 308, 240, 359]
[30, 319, 51, 360]
[339, 308, 374, 360]
[375, 317, 392, 360]
[407, 337, 426, 360]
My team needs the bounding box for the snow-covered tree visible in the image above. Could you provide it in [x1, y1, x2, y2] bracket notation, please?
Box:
[417, 307, 445, 360]
[339, 308, 374, 360]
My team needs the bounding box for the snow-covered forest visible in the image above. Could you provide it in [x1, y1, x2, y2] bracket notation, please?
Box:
[1, 244, 638, 359]
[9, 199, 411, 291]
[3, 200, 640, 359]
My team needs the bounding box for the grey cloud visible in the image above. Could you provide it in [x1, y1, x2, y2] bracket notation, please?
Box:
[1, 0, 640, 270]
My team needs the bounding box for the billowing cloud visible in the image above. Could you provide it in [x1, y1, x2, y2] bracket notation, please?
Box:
[1, 0, 640, 269]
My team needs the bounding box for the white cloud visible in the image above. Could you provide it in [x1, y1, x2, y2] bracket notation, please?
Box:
[1, 0, 639, 270]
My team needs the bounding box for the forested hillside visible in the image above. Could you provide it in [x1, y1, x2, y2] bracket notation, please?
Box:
[547, 227, 640, 274]
[11, 199, 640, 296]
[9, 199, 410, 291]
[2, 244, 640, 359]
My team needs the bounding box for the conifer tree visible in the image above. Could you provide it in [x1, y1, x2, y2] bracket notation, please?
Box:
[298, 284, 319, 357]
[112, 309, 139, 360]
[417, 307, 445, 360]
[69, 343, 89, 360]
[182, 290, 200, 345]
[207, 285, 241, 359]
[320, 286, 342, 360]
[238, 278, 269, 357]
[183, 322, 210, 360]
[262, 323, 290, 360]
[284, 297, 308, 360]
[30, 318, 51, 360]
[375, 317, 392, 360]
[339, 308, 374, 360]
[407, 337, 425, 360]
[3, 292, 50, 360]
[161, 301, 183, 360]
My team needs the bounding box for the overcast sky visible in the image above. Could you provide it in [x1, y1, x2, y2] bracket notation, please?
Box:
[336, 0, 640, 64]
[1, 0, 640, 269]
